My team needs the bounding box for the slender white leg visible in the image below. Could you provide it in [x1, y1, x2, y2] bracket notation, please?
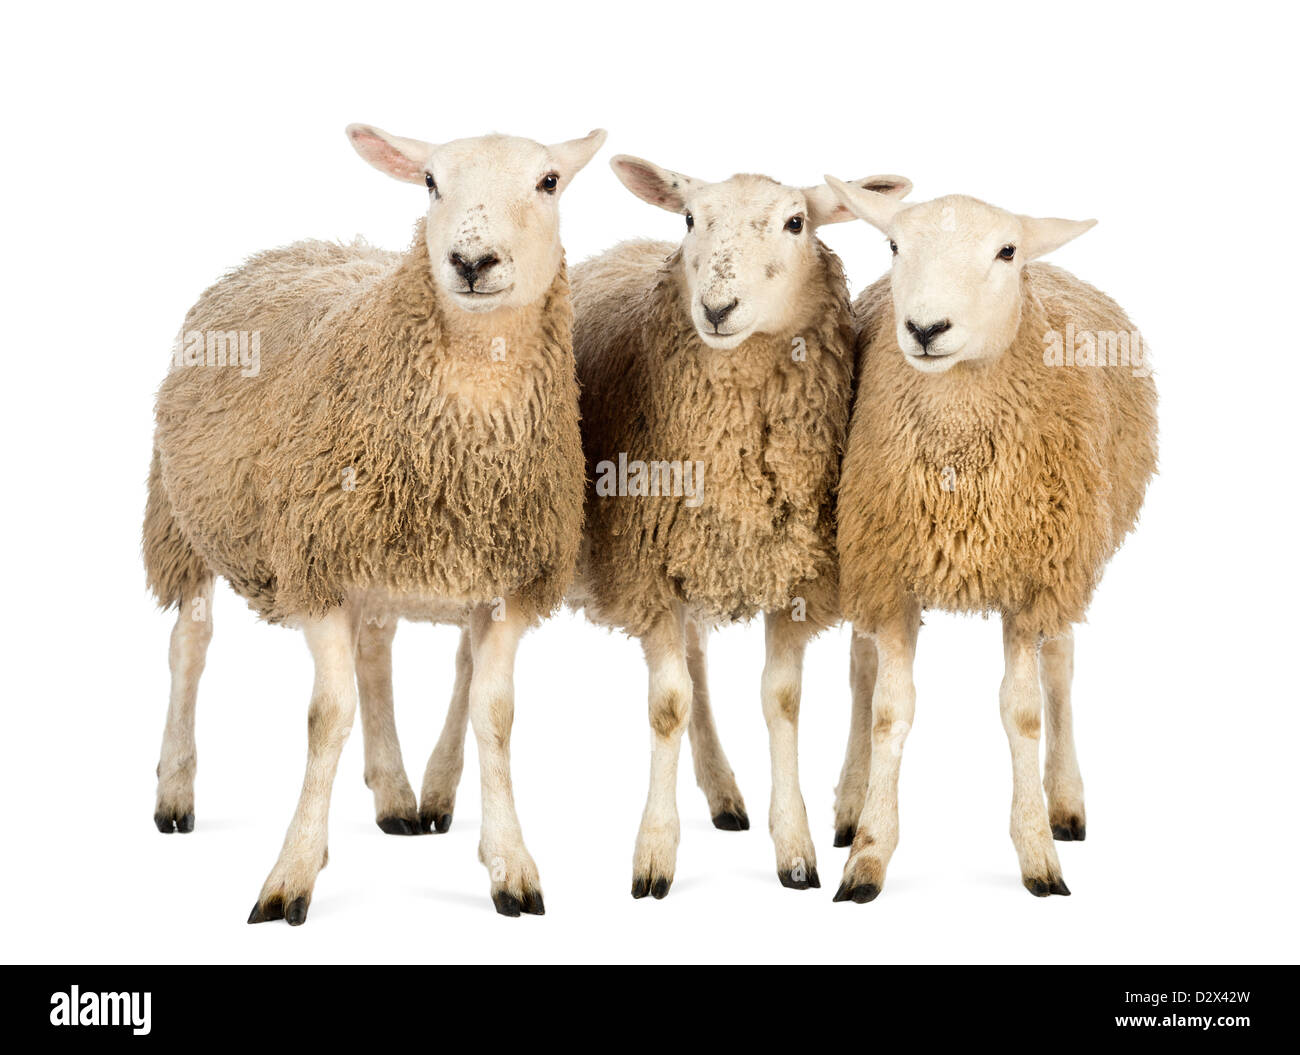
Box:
[762, 611, 819, 889]
[355, 619, 420, 835]
[833, 632, 878, 847]
[467, 601, 543, 916]
[154, 577, 214, 833]
[1002, 615, 1069, 896]
[631, 606, 692, 899]
[836, 600, 921, 903]
[249, 605, 359, 925]
[685, 620, 748, 831]
[420, 627, 473, 834]
[1041, 628, 1086, 841]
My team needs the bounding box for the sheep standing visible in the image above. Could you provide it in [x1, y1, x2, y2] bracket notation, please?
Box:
[563, 158, 910, 897]
[143, 124, 605, 921]
[823, 179, 1157, 901]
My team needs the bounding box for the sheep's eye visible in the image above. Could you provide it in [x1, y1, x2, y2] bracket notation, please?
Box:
[685, 212, 694, 230]
[784, 215, 804, 233]
[997, 244, 1016, 261]
[538, 172, 559, 194]
[889, 240, 899, 255]
[424, 172, 437, 195]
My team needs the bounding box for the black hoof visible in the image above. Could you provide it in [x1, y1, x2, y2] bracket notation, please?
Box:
[631, 875, 672, 900]
[247, 895, 286, 924]
[833, 880, 880, 904]
[285, 896, 309, 925]
[377, 815, 421, 836]
[491, 888, 542, 917]
[1023, 876, 1071, 897]
[1051, 817, 1086, 842]
[154, 810, 195, 834]
[833, 825, 855, 848]
[778, 866, 820, 890]
[420, 810, 453, 834]
[711, 809, 750, 831]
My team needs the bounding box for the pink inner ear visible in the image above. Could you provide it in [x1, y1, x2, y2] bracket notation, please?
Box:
[620, 163, 677, 207]
[352, 131, 423, 182]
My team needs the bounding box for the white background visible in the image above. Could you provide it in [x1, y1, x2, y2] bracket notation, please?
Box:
[2, 1, 1296, 965]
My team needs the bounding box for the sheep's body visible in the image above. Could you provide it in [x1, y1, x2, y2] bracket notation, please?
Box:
[572, 238, 853, 635]
[838, 263, 1156, 638]
[146, 224, 582, 629]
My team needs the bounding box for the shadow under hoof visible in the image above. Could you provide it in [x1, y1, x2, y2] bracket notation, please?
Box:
[711, 809, 750, 831]
[833, 880, 881, 904]
[631, 875, 672, 900]
[154, 811, 195, 834]
[1023, 876, 1071, 897]
[419, 810, 453, 834]
[778, 866, 821, 890]
[492, 888, 545, 917]
[1051, 818, 1087, 842]
[832, 825, 855, 848]
[376, 815, 423, 836]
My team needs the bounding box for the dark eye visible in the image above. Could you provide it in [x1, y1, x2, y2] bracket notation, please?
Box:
[538, 173, 559, 194]
[685, 212, 694, 230]
[889, 240, 898, 255]
[424, 172, 437, 196]
[784, 215, 804, 233]
[997, 244, 1016, 260]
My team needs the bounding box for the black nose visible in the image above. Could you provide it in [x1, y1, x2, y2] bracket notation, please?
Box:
[703, 299, 739, 329]
[449, 252, 500, 288]
[906, 318, 952, 350]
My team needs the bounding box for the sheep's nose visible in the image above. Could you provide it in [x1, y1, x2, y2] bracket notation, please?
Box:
[703, 298, 739, 329]
[449, 252, 500, 288]
[906, 318, 952, 350]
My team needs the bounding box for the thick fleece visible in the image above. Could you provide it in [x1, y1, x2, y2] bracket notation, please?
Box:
[573, 236, 855, 636]
[144, 221, 584, 626]
[839, 262, 1157, 637]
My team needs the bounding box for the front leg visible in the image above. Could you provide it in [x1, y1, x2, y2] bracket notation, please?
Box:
[835, 599, 920, 904]
[467, 601, 543, 917]
[833, 632, 877, 846]
[249, 605, 359, 926]
[1003, 615, 1069, 896]
[762, 611, 818, 889]
[355, 618, 421, 835]
[631, 606, 692, 900]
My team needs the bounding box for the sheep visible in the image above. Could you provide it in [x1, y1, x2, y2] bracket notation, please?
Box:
[822, 178, 1157, 902]
[143, 123, 606, 922]
[560, 156, 911, 898]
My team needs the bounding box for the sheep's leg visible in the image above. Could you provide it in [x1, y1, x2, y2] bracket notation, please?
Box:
[154, 577, 214, 834]
[835, 600, 921, 904]
[762, 611, 819, 889]
[685, 620, 748, 831]
[833, 632, 878, 847]
[1041, 628, 1086, 842]
[467, 601, 543, 916]
[1002, 616, 1069, 896]
[631, 607, 692, 899]
[248, 606, 359, 926]
[355, 619, 420, 836]
[419, 627, 473, 834]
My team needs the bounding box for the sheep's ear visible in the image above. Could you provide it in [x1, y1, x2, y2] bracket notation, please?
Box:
[1019, 215, 1097, 260]
[346, 123, 434, 184]
[806, 174, 912, 226]
[823, 174, 908, 232]
[610, 154, 699, 213]
[547, 129, 607, 181]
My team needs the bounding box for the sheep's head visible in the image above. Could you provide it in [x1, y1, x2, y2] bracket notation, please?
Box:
[347, 124, 606, 313]
[612, 156, 910, 351]
[826, 179, 1096, 373]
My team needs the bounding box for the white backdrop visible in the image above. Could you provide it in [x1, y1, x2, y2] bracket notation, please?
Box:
[2, 0, 1295, 964]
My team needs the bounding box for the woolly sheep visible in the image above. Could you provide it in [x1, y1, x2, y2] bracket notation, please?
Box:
[564, 157, 910, 897]
[143, 124, 606, 922]
[823, 179, 1157, 902]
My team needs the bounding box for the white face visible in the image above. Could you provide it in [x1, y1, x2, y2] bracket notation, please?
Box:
[347, 125, 606, 314]
[825, 180, 1097, 374]
[612, 157, 911, 350]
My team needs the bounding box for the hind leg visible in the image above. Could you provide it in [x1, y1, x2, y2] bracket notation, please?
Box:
[1041, 628, 1086, 841]
[419, 628, 472, 834]
[833, 632, 877, 847]
[356, 619, 421, 835]
[154, 577, 214, 833]
[685, 620, 748, 831]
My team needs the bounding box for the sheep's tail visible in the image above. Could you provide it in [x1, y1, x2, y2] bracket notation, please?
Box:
[143, 446, 212, 610]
